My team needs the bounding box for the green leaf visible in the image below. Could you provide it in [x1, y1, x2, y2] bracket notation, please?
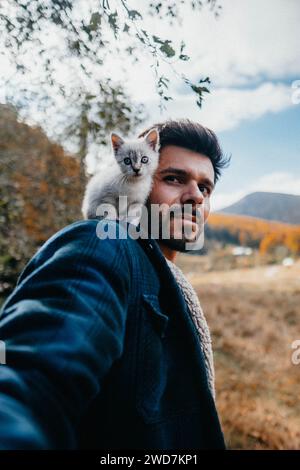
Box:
[189, 80, 211, 109]
[199, 76, 211, 84]
[89, 12, 101, 31]
[160, 41, 176, 58]
[128, 9, 143, 20]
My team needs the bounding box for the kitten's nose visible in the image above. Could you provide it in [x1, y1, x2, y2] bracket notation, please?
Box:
[133, 168, 140, 174]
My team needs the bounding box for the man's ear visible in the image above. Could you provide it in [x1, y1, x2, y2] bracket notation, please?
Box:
[144, 128, 160, 152]
[111, 133, 124, 153]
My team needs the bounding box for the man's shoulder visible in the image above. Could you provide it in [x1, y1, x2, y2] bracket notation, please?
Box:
[34, 218, 144, 268]
[41, 218, 132, 247]
[16, 219, 145, 289]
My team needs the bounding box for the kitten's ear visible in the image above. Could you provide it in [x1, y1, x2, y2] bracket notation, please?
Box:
[111, 133, 124, 153]
[144, 128, 160, 152]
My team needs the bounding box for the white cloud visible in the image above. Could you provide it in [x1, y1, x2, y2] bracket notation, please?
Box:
[211, 190, 248, 212]
[211, 171, 300, 211]
[126, 0, 299, 134]
[136, 81, 293, 134]
[252, 172, 300, 195]
[81, 0, 299, 113]
[163, 0, 300, 88]
[1, 0, 299, 138]
[121, 0, 300, 98]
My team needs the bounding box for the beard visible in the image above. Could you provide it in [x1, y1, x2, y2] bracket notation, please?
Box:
[160, 215, 204, 252]
[159, 237, 191, 253]
[143, 199, 204, 252]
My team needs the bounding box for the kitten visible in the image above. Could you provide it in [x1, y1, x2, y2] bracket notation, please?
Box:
[81, 128, 160, 224]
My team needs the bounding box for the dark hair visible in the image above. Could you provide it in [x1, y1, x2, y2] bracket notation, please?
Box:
[138, 119, 231, 184]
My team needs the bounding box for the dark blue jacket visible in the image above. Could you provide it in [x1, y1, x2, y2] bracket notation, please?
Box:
[0, 219, 226, 449]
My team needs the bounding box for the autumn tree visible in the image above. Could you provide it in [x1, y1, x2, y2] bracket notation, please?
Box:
[0, 103, 83, 296]
[285, 231, 300, 255]
[0, 0, 221, 174]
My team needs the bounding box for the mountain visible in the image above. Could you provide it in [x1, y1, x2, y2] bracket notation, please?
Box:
[217, 192, 300, 225]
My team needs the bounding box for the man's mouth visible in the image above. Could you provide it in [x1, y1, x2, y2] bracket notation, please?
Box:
[165, 207, 202, 226]
[179, 210, 202, 224]
[171, 214, 199, 231]
[182, 214, 197, 223]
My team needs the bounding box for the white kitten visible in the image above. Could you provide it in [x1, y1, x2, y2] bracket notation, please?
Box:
[81, 128, 160, 223]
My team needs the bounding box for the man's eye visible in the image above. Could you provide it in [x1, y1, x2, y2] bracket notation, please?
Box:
[199, 185, 210, 196]
[164, 175, 180, 183]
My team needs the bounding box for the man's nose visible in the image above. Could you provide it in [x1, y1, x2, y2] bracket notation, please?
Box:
[182, 181, 204, 205]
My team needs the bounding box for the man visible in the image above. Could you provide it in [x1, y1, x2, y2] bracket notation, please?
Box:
[0, 119, 230, 449]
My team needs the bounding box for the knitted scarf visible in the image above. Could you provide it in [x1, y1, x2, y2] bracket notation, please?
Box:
[165, 258, 216, 400]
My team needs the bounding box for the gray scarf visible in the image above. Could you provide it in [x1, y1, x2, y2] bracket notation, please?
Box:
[165, 258, 216, 400]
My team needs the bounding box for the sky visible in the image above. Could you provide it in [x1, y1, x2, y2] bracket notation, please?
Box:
[1, 0, 299, 211]
[118, 0, 300, 211]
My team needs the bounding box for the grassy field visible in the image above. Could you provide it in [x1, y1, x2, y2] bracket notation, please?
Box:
[176, 254, 300, 449]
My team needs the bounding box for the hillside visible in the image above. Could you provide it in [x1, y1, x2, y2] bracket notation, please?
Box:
[217, 192, 300, 225]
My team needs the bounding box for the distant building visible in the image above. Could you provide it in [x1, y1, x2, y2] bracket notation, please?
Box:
[282, 257, 294, 267]
[232, 246, 253, 256]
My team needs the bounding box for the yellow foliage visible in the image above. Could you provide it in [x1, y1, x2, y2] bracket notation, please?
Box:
[208, 213, 300, 255]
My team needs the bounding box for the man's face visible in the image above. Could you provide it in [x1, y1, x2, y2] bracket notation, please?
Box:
[146, 145, 215, 254]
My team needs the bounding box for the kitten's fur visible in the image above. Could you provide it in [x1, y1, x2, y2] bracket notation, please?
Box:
[81, 128, 160, 222]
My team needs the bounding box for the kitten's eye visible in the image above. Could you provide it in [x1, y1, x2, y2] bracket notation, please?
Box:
[141, 156, 148, 164]
[124, 157, 131, 165]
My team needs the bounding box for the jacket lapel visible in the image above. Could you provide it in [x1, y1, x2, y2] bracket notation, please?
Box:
[136, 234, 212, 395]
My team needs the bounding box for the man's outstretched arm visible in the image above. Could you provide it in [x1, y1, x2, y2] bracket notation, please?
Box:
[0, 220, 131, 449]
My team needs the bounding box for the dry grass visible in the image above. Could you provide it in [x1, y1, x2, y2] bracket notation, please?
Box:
[176, 254, 300, 449]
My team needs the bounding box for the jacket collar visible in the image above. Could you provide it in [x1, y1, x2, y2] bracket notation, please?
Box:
[136, 232, 213, 397]
[136, 234, 187, 315]
[112, 219, 213, 397]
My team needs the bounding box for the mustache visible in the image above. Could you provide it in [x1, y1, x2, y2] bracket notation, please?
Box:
[168, 206, 202, 218]
[144, 202, 203, 223]
[167, 210, 202, 226]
